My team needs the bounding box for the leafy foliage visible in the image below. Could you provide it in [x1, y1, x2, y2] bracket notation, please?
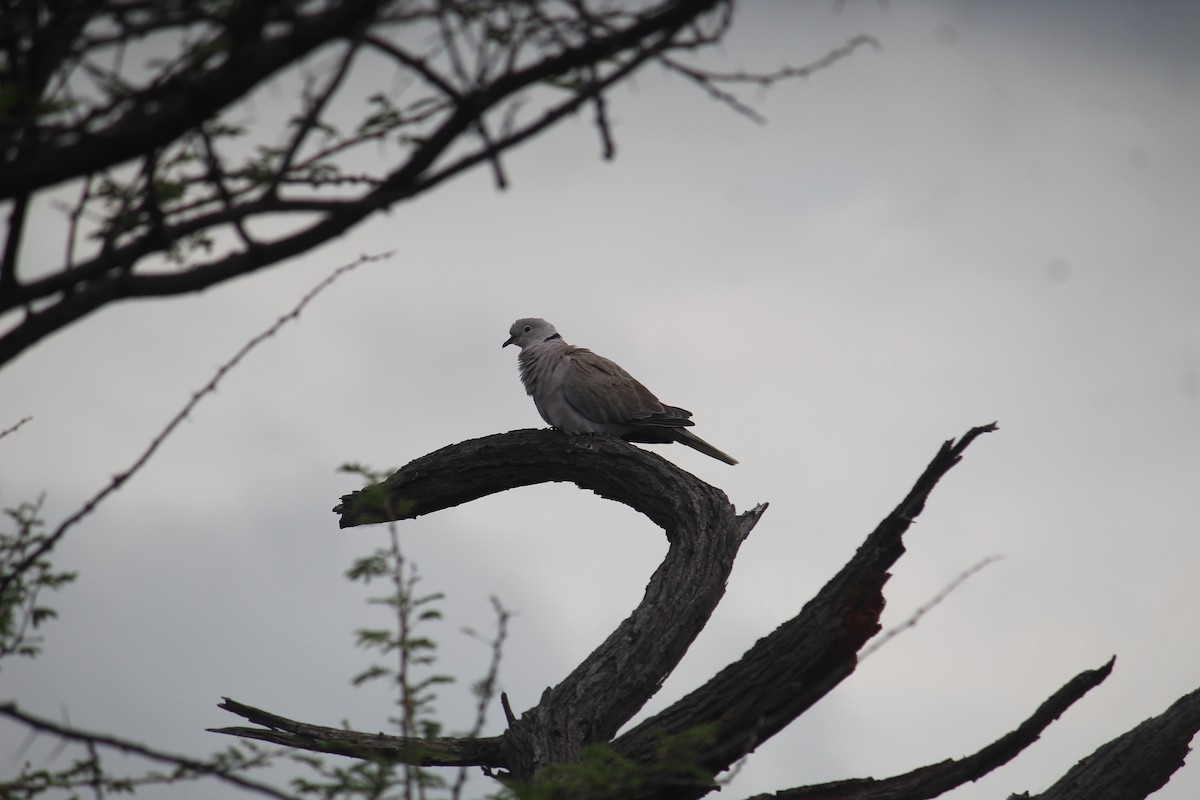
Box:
[0, 496, 76, 664]
[503, 727, 719, 800]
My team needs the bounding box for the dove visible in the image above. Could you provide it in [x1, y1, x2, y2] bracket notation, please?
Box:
[502, 318, 737, 465]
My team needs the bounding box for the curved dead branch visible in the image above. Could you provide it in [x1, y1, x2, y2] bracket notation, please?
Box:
[338, 427, 766, 774]
[216, 423, 1198, 798]
[210, 697, 504, 767]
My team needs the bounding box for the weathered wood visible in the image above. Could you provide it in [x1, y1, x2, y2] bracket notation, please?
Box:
[1028, 683, 1200, 800]
[743, 658, 1116, 800]
[337, 428, 766, 777]
[610, 424, 999, 791]
[215, 423, 1200, 800]
[209, 697, 505, 767]
[335, 428, 750, 534]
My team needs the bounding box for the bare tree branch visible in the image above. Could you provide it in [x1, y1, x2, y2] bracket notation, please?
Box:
[221, 422, 1196, 798]
[0, 415, 32, 441]
[0, 0, 391, 198]
[0, 1, 891, 371]
[858, 553, 1003, 661]
[337, 427, 767, 775]
[745, 658, 1116, 800]
[210, 697, 506, 768]
[1028, 683, 1200, 800]
[609, 423, 999, 784]
[0, 251, 391, 601]
[0, 702, 298, 800]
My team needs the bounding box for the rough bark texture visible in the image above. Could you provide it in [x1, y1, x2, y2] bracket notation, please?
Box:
[337, 428, 766, 774]
[211, 697, 504, 766]
[1025, 684, 1200, 800]
[610, 424, 999, 788]
[745, 659, 1117, 800]
[211, 424, 1200, 799]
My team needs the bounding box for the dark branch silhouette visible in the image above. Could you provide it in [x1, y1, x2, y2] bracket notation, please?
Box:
[213, 423, 1200, 797]
[1030, 684, 1200, 800]
[210, 697, 505, 767]
[334, 428, 767, 773]
[5, 4, 1196, 797]
[0, 702, 294, 800]
[0, 0, 879, 368]
[747, 658, 1117, 800]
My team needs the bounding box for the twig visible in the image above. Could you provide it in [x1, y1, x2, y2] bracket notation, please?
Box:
[0, 250, 392, 601]
[451, 596, 511, 800]
[268, 39, 362, 200]
[859, 554, 1003, 661]
[0, 415, 33, 441]
[0, 702, 298, 800]
[501, 692, 517, 727]
[656, 34, 881, 124]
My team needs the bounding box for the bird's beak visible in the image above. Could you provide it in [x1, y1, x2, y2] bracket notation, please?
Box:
[502, 336, 514, 348]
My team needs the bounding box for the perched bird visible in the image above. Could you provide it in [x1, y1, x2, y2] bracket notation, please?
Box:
[502, 318, 737, 465]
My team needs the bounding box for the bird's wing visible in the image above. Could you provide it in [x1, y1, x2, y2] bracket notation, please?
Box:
[562, 347, 692, 428]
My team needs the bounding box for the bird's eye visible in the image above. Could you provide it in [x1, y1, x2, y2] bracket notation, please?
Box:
[523, 325, 532, 333]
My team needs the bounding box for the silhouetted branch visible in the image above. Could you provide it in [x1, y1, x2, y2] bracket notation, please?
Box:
[0, 415, 32, 441]
[610, 423, 999, 786]
[227, 423, 1196, 797]
[0, 252, 389, 602]
[859, 553, 1003, 661]
[337, 427, 766, 776]
[0, 1, 888, 370]
[210, 698, 506, 768]
[1028, 683, 1200, 800]
[748, 658, 1116, 800]
[0, 702, 296, 800]
[0, 0, 390, 198]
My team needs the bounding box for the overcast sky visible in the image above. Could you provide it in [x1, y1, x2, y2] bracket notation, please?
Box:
[3, 1, 1199, 798]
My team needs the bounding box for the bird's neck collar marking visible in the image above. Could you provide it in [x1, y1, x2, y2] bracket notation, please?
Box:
[544, 333, 561, 342]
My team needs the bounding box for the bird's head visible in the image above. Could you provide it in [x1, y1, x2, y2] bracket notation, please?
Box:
[503, 318, 559, 349]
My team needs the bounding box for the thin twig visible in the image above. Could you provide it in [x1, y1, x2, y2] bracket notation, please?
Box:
[451, 596, 511, 800]
[0, 250, 393, 601]
[0, 703, 298, 800]
[0, 416, 33, 441]
[197, 125, 257, 250]
[859, 554, 1004, 661]
[268, 39, 362, 200]
[590, 67, 615, 160]
[64, 173, 96, 269]
[657, 34, 881, 125]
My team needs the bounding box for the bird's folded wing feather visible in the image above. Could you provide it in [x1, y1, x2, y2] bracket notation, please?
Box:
[563, 348, 693, 427]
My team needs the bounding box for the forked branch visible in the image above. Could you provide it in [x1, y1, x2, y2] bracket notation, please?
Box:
[216, 423, 1198, 799]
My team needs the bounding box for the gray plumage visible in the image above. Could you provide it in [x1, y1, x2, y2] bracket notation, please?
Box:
[502, 318, 737, 465]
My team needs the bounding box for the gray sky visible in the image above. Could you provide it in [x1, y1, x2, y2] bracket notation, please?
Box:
[3, 1, 1199, 798]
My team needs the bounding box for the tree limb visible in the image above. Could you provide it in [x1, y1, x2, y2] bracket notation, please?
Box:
[337, 427, 766, 776]
[609, 423, 999, 794]
[210, 698, 506, 767]
[1027, 682, 1200, 800]
[743, 658, 1116, 800]
[0, 1, 729, 369]
[0, 702, 296, 800]
[226, 423, 1195, 798]
[0, 0, 391, 198]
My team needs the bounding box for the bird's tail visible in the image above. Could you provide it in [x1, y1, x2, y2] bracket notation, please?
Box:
[674, 428, 738, 465]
